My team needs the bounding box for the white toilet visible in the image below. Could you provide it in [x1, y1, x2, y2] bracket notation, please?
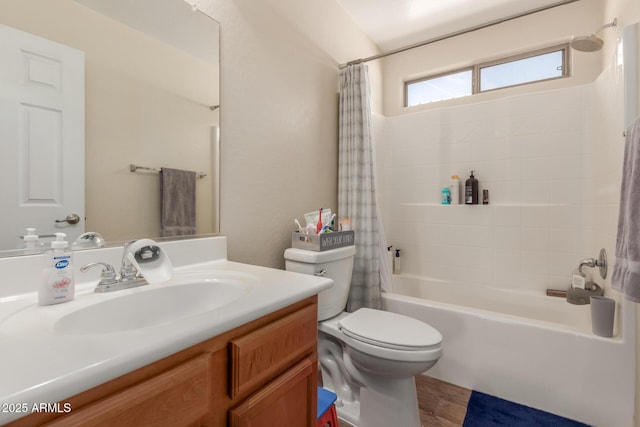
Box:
[284, 245, 443, 427]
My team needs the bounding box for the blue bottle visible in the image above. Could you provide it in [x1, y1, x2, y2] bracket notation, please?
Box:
[441, 187, 451, 205]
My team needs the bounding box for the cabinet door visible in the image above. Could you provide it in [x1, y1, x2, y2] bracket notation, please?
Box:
[229, 358, 316, 427]
[229, 304, 316, 399]
[46, 354, 210, 427]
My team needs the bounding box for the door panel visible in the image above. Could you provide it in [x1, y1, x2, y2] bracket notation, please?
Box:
[0, 24, 85, 249]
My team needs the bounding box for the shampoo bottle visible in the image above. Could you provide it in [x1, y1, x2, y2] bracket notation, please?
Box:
[449, 175, 460, 205]
[39, 233, 75, 306]
[465, 171, 479, 205]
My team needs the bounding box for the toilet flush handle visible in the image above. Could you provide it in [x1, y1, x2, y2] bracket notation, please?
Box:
[314, 269, 327, 277]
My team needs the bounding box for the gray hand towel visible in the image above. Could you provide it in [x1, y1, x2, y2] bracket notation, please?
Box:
[612, 116, 640, 302]
[160, 167, 196, 237]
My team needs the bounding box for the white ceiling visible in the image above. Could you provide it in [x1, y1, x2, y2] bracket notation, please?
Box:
[335, 0, 573, 51]
[73, 0, 219, 64]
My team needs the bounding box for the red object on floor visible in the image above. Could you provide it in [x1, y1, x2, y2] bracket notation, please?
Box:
[317, 387, 338, 427]
[317, 403, 338, 427]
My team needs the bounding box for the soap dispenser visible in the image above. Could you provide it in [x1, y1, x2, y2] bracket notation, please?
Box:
[38, 233, 75, 306]
[465, 171, 479, 205]
[23, 228, 40, 253]
[393, 249, 402, 274]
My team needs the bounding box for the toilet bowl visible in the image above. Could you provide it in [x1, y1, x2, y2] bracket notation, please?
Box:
[284, 245, 443, 427]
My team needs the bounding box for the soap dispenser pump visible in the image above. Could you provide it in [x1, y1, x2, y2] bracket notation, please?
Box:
[38, 233, 75, 306]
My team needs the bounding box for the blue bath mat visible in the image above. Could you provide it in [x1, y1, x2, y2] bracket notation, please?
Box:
[463, 391, 591, 427]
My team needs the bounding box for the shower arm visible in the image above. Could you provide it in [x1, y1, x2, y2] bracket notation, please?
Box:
[592, 18, 617, 36]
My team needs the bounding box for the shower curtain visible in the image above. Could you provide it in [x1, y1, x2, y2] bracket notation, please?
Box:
[338, 63, 391, 312]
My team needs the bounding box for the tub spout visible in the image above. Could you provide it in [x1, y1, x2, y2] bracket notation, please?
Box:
[579, 258, 596, 273]
[578, 249, 608, 280]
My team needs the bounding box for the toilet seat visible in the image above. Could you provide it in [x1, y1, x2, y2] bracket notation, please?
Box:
[320, 309, 443, 363]
[339, 308, 442, 351]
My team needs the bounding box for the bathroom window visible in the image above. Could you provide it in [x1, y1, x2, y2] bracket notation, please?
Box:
[406, 69, 473, 106]
[405, 44, 569, 107]
[478, 46, 568, 92]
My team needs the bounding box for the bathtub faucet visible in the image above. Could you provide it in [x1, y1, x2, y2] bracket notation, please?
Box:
[578, 248, 608, 280]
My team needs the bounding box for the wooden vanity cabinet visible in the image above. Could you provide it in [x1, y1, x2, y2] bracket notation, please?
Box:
[7, 296, 318, 427]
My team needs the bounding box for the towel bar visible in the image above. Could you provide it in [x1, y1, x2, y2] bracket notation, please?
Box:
[129, 164, 207, 179]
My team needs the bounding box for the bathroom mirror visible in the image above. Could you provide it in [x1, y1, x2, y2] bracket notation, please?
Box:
[0, 0, 220, 255]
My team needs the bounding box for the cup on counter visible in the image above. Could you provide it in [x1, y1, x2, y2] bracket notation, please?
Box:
[340, 218, 351, 231]
[590, 296, 615, 337]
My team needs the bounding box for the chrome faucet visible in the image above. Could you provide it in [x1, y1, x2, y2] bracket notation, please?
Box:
[119, 241, 141, 282]
[578, 248, 608, 280]
[80, 241, 148, 293]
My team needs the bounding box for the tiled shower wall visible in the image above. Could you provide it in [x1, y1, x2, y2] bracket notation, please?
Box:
[376, 85, 601, 293]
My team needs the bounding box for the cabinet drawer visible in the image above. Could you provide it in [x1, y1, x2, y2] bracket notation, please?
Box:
[229, 357, 316, 427]
[46, 354, 210, 427]
[229, 304, 317, 399]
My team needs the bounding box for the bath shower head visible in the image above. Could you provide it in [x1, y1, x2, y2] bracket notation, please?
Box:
[570, 18, 617, 52]
[570, 35, 604, 52]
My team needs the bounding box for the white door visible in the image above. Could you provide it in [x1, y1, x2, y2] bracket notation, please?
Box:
[0, 25, 84, 250]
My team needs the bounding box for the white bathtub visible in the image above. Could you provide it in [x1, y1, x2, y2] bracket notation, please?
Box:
[382, 275, 636, 427]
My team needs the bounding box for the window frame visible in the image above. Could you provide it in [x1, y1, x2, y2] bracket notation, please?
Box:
[404, 43, 571, 107]
[404, 67, 474, 107]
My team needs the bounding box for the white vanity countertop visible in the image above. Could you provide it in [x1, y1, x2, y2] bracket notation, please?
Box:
[0, 236, 332, 424]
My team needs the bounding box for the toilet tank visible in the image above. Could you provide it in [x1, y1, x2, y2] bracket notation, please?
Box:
[284, 245, 356, 321]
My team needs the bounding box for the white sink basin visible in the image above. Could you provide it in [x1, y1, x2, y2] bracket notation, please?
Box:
[55, 279, 251, 335]
[0, 271, 258, 336]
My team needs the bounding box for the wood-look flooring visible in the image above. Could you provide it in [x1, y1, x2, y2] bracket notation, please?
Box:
[336, 375, 471, 427]
[416, 375, 471, 427]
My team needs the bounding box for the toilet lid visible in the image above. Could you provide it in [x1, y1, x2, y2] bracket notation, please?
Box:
[338, 308, 442, 351]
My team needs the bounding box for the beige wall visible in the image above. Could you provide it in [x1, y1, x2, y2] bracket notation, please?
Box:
[0, 0, 220, 242]
[199, 0, 378, 268]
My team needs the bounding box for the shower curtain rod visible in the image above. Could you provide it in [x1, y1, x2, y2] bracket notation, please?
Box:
[339, 0, 580, 69]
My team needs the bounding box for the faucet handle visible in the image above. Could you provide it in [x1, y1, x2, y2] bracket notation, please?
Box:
[80, 262, 118, 285]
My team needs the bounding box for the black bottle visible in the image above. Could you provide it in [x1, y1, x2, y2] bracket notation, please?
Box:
[465, 171, 479, 205]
